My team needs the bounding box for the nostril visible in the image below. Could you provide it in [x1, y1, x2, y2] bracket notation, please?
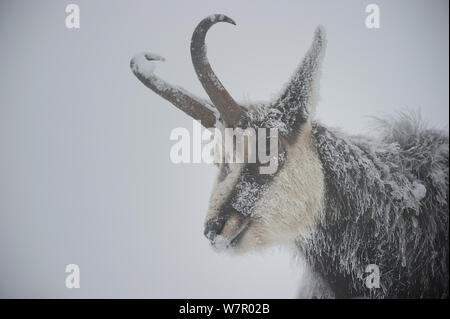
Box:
[204, 217, 226, 240]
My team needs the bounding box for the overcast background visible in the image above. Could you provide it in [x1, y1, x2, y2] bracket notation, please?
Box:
[0, 0, 448, 298]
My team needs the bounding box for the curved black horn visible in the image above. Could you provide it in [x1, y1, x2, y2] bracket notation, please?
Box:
[191, 14, 245, 126]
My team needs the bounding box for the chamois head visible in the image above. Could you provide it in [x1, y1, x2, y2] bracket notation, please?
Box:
[131, 14, 326, 253]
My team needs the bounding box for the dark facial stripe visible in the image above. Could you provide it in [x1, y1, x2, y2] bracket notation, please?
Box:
[214, 134, 288, 232]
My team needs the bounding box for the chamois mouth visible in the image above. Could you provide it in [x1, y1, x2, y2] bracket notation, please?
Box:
[208, 217, 251, 250]
[230, 219, 251, 247]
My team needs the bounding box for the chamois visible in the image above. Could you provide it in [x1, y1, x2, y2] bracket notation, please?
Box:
[130, 14, 449, 298]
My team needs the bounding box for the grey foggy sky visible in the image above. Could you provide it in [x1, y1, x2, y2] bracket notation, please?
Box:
[0, 0, 448, 297]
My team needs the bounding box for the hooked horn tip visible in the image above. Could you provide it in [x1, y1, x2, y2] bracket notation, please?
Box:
[130, 52, 166, 76]
[206, 14, 236, 27]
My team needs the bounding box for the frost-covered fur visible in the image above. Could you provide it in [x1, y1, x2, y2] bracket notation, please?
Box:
[202, 25, 448, 298]
[302, 115, 449, 298]
[211, 123, 325, 253]
[131, 17, 448, 298]
[209, 112, 449, 298]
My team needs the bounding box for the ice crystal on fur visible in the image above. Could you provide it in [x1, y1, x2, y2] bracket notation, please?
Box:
[302, 115, 449, 298]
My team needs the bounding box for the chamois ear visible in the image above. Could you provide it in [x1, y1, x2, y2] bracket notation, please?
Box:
[273, 26, 326, 135]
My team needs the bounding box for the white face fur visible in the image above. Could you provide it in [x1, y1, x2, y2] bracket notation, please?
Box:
[205, 121, 325, 254]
